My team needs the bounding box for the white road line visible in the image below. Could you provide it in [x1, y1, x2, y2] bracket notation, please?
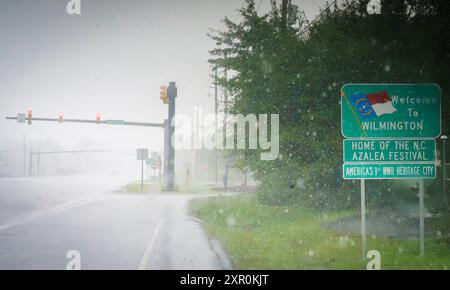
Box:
[49, 194, 102, 214]
[138, 219, 163, 270]
[0, 194, 103, 232]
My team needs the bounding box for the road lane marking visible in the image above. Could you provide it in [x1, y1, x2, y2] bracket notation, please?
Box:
[138, 219, 163, 270]
[0, 194, 103, 232]
[49, 194, 102, 214]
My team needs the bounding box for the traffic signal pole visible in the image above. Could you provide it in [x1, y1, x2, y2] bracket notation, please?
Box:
[165, 82, 177, 191]
[7, 81, 178, 190]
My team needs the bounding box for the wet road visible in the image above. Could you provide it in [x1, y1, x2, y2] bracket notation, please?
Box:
[0, 175, 231, 270]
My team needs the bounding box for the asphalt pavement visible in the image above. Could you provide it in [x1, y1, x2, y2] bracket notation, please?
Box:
[0, 175, 231, 270]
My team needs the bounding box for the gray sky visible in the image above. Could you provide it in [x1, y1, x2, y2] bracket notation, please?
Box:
[0, 0, 328, 174]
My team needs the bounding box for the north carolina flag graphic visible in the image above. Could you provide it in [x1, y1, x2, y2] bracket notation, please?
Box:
[366, 91, 397, 116]
[349, 91, 396, 120]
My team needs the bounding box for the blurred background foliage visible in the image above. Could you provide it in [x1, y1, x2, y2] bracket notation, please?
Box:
[209, 0, 450, 211]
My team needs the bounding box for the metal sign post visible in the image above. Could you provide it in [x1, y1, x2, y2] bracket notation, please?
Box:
[442, 135, 448, 208]
[141, 158, 144, 191]
[419, 179, 425, 256]
[361, 179, 366, 260]
[136, 149, 149, 192]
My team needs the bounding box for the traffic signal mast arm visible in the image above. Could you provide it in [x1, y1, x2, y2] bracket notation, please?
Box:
[8, 82, 176, 190]
[5, 116, 164, 128]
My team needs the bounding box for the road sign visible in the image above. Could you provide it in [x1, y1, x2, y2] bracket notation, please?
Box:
[17, 113, 26, 123]
[155, 157, 161, 169]
[105, 119, 126, 125]
[200, 162, 208, 172]
[146, 152, 160, 169]
[343, 163, 436, 179]
[136, 148, 149, 161]
[341, 84, 441, 138]
[343, 139, 436, 163]
[151, 151, 159, 160]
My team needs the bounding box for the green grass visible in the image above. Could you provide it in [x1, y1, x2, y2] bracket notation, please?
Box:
[177, 183, 213, 193]
[190, 194, 450, 270]
[124, 181, 161, 193]
[124, 181, 213, 194]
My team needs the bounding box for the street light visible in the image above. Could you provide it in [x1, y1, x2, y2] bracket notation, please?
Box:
[441, 135, 448, 209]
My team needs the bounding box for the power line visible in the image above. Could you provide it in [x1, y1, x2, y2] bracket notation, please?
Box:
[256, 0, 264, 13]
[300, 0, 338, 34]
[233, 0, 247, 23]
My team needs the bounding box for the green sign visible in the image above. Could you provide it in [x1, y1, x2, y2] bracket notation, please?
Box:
[343, 139, 436, 163]
[343, 163, 436, 179]
[341, 84, 441, 138]
[105, 119, 126, 125]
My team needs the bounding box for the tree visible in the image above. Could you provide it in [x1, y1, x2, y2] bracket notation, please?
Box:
[210, 0, 450, 210]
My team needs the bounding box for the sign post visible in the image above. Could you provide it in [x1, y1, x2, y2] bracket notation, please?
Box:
[361, 179, 366, 260]
[419, 179, 425, 256]
[441, 135, 449, 209]
[341, 84, 441, 259]
[136, 149, 149, 191]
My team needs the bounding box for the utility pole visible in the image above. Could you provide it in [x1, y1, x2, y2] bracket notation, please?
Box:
[223, 52, 229, 146]
[281, 0, 289, 31]
[223, 53, 229, 187]
[194, 105, 200, 178]
[29, 150, 33, 176]
[37, 153, 40, 176]
[57, 137, 60, 175]
[214, 67, 219, 184]
[23, 134, 26, 176]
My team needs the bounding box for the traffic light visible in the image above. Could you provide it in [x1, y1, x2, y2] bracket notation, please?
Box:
[96, 113, 101, 124]
[58, 112, 64, 123]
[27, 110, 32, 125]
[160, 85, 168, 104]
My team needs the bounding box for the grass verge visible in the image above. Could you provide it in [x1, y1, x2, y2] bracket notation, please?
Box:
[124, 181, 213, 194]
[124, 181, 161, 193]
[190, 194, 450, 270]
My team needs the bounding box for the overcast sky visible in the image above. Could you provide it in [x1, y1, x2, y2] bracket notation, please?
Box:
[0, 0, 328, 170]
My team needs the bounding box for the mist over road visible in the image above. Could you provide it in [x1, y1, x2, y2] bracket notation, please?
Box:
[0, 175, 230, 270]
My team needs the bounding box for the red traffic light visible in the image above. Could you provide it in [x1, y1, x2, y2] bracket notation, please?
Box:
[58, 112, 64, 123]
[96, 113, 101, 124]
[27, 110, 32, 125]
[160, 85, 168, 104]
